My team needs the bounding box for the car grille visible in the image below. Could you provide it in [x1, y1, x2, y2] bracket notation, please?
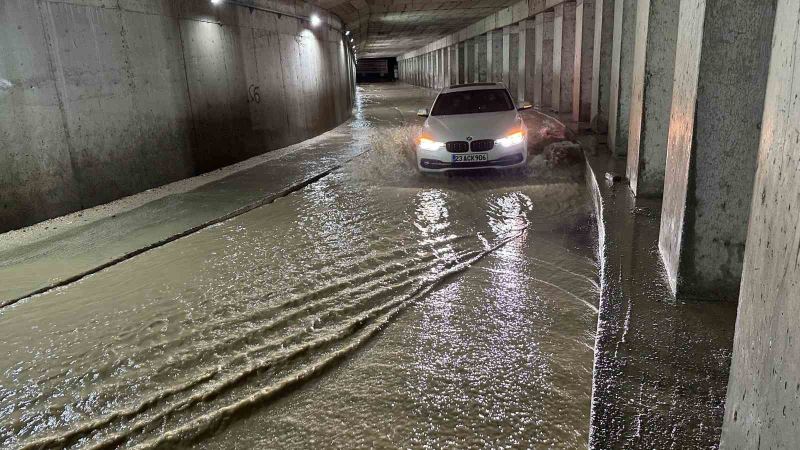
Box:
[470, 139, 495, 152]
[446, 141, 469, 153]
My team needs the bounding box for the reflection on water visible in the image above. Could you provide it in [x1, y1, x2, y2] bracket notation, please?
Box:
[0, 85, 598, 449]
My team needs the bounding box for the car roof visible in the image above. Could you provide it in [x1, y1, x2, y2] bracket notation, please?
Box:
[441, 82, 507, 93]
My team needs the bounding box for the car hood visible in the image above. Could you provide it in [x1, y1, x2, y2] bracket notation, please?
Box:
[423, 110, 523, 142]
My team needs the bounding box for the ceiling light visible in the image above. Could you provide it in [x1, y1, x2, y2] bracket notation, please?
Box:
[310, 14, 321, 27]
[345, 30, 351, 36]
[211, 0, 223, 4]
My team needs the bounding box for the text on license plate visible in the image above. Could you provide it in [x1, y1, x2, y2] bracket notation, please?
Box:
[452, 154, 488, 162]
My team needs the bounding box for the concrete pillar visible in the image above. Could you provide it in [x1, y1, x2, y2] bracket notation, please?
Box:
[422, 54, 427, 87]
[658, 0, 776, 298]
[721, 1, 800, 446]
[474, 35, 485, 82]
[534, 14, 545, 105]
[486, 31, 495, 82]
[450, 45, 457, 86]
[502, 26, 512, 87]
[418, 55, 423, 87]
[464, 39, 474, 83]
[434, 51, 440, 89]
[517, 20, 534, 103]
[523, 20, 537, 103]
[429, 52, 434, 88]
[472, 36, 481, 83]
[573, 0, 595, 122]
[591, 0, 615, 131]
[608, 0, 636, 156]
[553, 2, 577, 113]
[491, 31, 504, 83]
[440, 48, 448, 88]
[456, 42, 463, 84]
[626, 0, 680, 197]
[509, 29, 520, 99]
[543, 12, 554, 108]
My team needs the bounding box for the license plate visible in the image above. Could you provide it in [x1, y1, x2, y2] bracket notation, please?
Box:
[452, 154, 488, 162]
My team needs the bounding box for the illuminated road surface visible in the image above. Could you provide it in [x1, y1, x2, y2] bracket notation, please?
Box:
[0, 84, 598, 449]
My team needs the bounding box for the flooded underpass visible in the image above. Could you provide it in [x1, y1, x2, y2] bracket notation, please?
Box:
[0, 84, 599, 449]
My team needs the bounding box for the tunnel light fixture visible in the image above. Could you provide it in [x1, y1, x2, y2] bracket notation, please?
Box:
[211, 0, 223, 5]
[310, 14, 321, 27]
[350, 38, 354, 43]
[345, 30, 351, 36]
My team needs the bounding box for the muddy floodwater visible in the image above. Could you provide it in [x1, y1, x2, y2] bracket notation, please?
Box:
[0, 85, 598, 449]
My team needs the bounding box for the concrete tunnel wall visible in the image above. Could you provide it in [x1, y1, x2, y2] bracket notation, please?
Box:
[0, 0, 355, 233]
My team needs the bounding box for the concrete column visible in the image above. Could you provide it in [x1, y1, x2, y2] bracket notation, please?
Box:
[608, 0, 637, 156]
[591, 0, 615, 131]
[466, 39, 476, 83]
[534, 14, 545, 105]
[455, 43, 463, 84]
[418, 55, 422, 86]
[572, 0, 595, 122]
[486, 31, 495, 82]
[477, 39, 484, 83]
[428, 52, 433, 87]
[440, 48, 448, 88]
[658, 0, 776, 298]
[626, 0, 680, 197]
[502, 26, 512, 87]
[509, 29, 520, 99]
[517, 20, 533, 103]
[491, 31, 504, 82]
[474, 35, 485, 82]
[434, 51, 440, 89]
[422, 54, 427, 87]
[553, 3, 577, 112]
[721, 1, 800, 446]
[522, 20, 537, 103]
[543, 12, 554, 108]
[449, 45, 457, 85]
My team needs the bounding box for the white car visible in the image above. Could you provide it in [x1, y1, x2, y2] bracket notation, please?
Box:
[416, 83, 531, 173]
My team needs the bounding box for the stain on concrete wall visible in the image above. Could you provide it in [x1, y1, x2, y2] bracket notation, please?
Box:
[721, 0, 800, 446]
[0, 0, 353, 232]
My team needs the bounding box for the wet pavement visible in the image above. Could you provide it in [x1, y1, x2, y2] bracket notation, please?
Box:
[578, 135, 737, 449]
[0, 84, 599, 449]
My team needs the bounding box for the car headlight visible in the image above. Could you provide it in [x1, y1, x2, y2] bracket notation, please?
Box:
[418, 136, 444, 151]
[495, 130, 526, 148]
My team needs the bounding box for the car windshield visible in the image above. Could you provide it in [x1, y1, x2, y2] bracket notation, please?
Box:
[430, 89, 515, 116]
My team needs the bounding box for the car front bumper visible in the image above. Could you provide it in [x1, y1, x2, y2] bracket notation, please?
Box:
[416, 141, 528, 173]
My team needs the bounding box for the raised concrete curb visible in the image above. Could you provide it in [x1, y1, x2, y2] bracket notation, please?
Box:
[0, 123, 368, 309]
[580, 137, 737, 448]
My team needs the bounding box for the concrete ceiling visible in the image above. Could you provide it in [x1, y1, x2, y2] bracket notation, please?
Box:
[312, 0, 522, 58]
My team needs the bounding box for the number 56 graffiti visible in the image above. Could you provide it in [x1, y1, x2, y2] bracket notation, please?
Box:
[248, 84, 261, 103]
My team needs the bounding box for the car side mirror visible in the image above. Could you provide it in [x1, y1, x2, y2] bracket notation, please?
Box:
[417, 108, 429, 117]
[517, 102, 533, 111]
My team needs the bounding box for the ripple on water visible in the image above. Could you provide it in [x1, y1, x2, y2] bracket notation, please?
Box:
[0, 86, 597, 449]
